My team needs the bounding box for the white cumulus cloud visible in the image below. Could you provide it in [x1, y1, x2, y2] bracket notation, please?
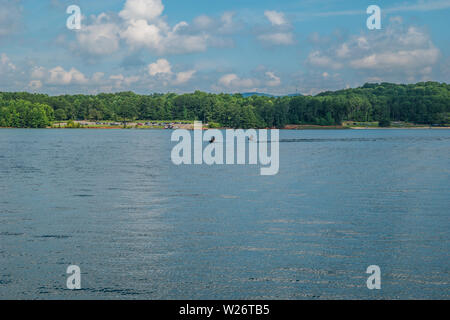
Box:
[71, 0, 235, 57]
[148, 58, 172, 76]
[147, 58, 196, 85]
[219, 73, 257, 89]
[258, 32, 294, 45]
[258, 10, 294, 46]
[74, 13, 120, 56]
[265, 71, 281, 86]
[306, 22, 442, 82]
[119, 0, 164, 22]
[0, 53, 16, 71]
[264, 11, 287, 26]
[47, 66, 88, 85]
[173, 70, 196, 85]
[28, 80, 42, 90]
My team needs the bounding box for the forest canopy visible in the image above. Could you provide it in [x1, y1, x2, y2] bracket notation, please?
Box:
[0, 82, 449, 128]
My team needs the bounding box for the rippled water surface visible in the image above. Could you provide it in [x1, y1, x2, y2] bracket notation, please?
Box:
[0, 129, 449, 299]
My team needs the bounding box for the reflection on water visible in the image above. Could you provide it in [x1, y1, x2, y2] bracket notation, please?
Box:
[0, 129, 449, 299]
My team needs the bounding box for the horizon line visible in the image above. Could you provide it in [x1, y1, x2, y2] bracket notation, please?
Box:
[1, 80, 448, 97]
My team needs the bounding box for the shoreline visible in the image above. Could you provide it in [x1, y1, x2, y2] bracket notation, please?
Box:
[1, 126, 449, 130]
[347, 126, 450, 130]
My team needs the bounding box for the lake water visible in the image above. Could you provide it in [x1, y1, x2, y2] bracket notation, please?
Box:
[0, 129, 449, 299]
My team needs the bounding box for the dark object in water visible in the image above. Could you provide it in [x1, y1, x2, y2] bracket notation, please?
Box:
[209, 136, 216, 143]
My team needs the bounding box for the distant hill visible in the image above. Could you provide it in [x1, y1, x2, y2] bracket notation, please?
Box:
[241, 92, 274, 98]
[241, 92, 302, 98]
[285, 93, 303, 97]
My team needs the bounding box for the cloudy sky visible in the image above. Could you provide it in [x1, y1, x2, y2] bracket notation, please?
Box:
[1, 0, 449, 95]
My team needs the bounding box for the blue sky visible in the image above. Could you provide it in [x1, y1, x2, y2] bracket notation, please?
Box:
[0, 0, 449, 95]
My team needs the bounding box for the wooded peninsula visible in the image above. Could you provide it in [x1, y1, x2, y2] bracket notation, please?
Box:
[0, 82, 449, 129]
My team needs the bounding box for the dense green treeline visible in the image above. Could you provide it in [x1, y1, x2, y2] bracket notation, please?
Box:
[0, 100, 53, 128]
[1, 81, 449, 128]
